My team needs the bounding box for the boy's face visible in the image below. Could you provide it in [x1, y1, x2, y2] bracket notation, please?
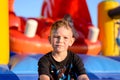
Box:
[49, 26, 75, 53]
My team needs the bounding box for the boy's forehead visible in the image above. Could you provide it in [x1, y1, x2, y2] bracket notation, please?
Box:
[53, 26, 71, 32]
[54, 26, 71, 31]
[52, 27, 73, 35]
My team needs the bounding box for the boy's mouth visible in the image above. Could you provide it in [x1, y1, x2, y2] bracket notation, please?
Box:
[55, 45, 63, 48]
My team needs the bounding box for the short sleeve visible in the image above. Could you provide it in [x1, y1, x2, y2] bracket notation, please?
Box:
[38, 56, 51, 77]
[73, 54, 86, 75]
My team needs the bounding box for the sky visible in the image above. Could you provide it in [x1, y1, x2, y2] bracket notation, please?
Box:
[14, 0, 120, 27]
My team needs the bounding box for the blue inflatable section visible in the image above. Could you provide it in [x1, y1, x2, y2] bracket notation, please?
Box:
[9, 54, 42, 80]
[0, 65, 19, 80]
[79, 55, 120, 80]
[0, 53, 120, 80]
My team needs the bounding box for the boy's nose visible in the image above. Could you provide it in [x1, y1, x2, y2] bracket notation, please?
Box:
[58, 37, 64, 42]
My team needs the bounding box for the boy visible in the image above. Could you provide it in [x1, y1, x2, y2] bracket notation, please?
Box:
[38, 15, 89, 80]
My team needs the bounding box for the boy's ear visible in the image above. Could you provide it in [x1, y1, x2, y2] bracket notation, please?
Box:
[69, 37, 75, 46]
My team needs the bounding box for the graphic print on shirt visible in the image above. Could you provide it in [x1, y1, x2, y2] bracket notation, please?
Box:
[50, 63, 77, 80]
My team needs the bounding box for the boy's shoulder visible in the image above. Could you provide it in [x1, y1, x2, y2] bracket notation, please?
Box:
[68, 51, 79, 57]
[68, 51, 82, 61]
[39, 52, 52, 61]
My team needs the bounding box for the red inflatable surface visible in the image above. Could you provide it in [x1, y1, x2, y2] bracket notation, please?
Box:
[41, 0, 92, 38]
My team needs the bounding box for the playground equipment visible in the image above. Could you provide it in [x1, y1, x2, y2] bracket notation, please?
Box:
[1, 0, 120, 80]
[98, 0, 120, 56]
[9, 0, 101, 55]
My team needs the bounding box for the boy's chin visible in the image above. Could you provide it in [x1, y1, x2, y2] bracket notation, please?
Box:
[54, 49, 67, 53]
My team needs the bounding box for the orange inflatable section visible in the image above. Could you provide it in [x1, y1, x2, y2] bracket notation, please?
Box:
[9, 0, 101, 55]
[10, 18, 54, 55]
[10, 28, 101, 55]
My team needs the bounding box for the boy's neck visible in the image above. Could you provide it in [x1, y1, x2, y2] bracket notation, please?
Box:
[52, 51, 68, 62]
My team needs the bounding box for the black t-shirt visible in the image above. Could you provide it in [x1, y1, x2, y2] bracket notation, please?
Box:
[38, 51, 86, 80]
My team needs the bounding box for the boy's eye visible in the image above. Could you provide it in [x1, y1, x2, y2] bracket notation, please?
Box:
[64, 37, 68, 39]
[53, 35, 59, 38]
[53, 35, 69, 39]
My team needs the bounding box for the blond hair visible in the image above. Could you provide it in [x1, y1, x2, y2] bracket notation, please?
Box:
[50, 15, 79, 39]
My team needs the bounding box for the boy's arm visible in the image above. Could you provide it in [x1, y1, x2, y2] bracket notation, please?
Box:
[77, 74, 89, 80]
[39, 74, 50, 80]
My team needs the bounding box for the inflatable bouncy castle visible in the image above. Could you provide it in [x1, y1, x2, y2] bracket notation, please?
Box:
[9, 0, 101, 56]
[1, 0, 120, 80]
